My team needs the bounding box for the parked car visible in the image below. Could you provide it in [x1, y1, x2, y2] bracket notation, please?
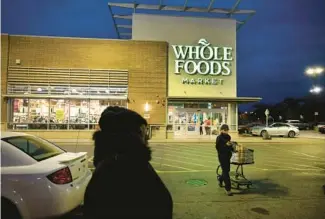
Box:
[316, 122, 325, 128]
[285, 120, 310, 130]
[251, 123, 300, 138]
[238, 123, 263, 134]
[319, 125, 325, 134]
[1, 132, 92, 219]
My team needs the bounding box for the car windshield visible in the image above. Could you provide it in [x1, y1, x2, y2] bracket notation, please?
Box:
[3, 136, 65, 162]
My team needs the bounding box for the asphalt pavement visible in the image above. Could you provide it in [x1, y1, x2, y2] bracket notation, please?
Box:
[58, 139, 325, 219]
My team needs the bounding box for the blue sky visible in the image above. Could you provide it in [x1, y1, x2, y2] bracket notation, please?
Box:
[2, 0, 325, 105]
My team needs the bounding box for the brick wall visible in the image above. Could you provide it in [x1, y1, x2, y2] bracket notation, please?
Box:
[6, 35, 168, 124]
[1, 34, 9, 130]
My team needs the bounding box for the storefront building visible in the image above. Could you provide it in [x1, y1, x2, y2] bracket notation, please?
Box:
[1, 12, 261, 139]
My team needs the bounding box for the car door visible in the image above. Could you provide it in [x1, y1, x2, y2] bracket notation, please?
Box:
[278, 124, 290, 136]
[267, 124, 279, 135]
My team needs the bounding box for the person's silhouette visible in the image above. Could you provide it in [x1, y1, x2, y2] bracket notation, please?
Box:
[83, 106, 173, 219]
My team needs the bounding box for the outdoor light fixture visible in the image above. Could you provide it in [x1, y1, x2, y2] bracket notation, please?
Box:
[144, 102, 150, 112]
[305, 67, 324, 76]
[310, 86, 322, 94]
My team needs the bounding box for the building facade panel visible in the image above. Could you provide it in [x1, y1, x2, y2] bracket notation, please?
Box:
[132, 14, 237, 98]
[1, 34, 9, 130]
[2, 35, 168, 131]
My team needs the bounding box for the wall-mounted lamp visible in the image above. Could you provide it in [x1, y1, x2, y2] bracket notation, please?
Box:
[144, 102, 150, 112]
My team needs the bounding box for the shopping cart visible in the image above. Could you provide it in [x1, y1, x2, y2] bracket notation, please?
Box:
[216, 142, 254, 189]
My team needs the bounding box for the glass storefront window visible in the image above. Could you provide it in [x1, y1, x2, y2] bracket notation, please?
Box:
[69, 100, 89, 129]
[49, 99, 69, 130]
[89, 100, 110, 124]
[167, 101, 229, 136]
[27, 99, 49, 129]
[12, 98, 29, 123]
[8, 98, 127, 130]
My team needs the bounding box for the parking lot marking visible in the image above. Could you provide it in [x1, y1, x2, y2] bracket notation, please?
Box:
[156, 170, 216, 174]
[259, 154, 325, 163]
[150, 161, 195, 171]
[266, 145, 322, 159]
[265, 160, 325, 170]
[162, 153, 217, 164]
[154, 156, 214, 168]
[153, 147, 216, 159]
[261, 163, 323, 171]
[158, 145, 216, 155]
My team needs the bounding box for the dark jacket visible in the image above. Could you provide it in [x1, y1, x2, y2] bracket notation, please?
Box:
[216, 133, 232, 156]
[83, 134, 173, 219]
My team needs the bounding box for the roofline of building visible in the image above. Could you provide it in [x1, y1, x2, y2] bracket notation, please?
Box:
[108, 0, 256, 39]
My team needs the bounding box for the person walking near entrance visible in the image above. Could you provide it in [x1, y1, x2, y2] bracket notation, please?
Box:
[205, 118, 211, 135]
[216, 124, 233, 196]
[200, 121, 204, 135]
[84, 106, 173, 219]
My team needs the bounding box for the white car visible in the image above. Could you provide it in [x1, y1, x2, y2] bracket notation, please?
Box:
[1, 132, 92, 219]
[251, 123, 300, 138]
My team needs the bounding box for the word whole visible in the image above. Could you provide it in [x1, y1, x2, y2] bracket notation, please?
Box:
[171, 39, 233, 85]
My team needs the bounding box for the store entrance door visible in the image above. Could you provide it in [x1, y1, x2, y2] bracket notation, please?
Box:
[171, 108, 227, 139]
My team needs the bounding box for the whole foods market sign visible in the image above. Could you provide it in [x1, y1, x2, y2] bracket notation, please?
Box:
[171, 39, 233, 85]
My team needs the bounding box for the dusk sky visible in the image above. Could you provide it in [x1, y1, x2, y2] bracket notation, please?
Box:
[2, 0, 325, 105]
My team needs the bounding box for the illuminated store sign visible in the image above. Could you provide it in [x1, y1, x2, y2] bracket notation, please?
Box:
[171, 39, 233, 85]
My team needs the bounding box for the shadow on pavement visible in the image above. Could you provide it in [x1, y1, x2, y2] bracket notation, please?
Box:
[233, 178, 289, 197]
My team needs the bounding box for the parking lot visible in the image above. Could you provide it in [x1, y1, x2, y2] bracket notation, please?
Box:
[58, 138, 325, 219]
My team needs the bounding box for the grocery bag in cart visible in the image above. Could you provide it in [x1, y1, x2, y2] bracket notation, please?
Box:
[230, 143, 254, 164]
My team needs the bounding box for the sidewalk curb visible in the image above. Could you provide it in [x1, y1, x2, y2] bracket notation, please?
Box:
[50, 138, 324, 145]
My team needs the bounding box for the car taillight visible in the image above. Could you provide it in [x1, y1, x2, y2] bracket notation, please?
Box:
[47, 167, 72, 184]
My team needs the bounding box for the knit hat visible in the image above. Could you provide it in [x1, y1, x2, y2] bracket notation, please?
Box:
[98, 106, 147, 133]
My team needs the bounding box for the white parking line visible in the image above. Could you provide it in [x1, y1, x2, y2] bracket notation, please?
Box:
[264, 160, 325, 170]
[153, 147, 216, 159]
[150, 161, 195, 171]
[162, 153, 217, 164]
[266, 145, 323, 159]
[156, 145, 216, 154]
[261, 163, 324, 171]
[257, 154, 325, 163]
[153, 156, 214, 168]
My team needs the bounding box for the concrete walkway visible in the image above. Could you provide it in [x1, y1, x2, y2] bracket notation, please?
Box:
[49, 135, 324, 145]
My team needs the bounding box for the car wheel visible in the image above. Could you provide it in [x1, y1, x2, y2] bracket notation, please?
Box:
[288, 131, 295, 138]
[261, 130, 267, 138]
[1, 198, 21, 219]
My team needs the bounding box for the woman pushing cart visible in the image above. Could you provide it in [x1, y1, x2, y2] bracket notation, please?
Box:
[216, 124, 254, 196]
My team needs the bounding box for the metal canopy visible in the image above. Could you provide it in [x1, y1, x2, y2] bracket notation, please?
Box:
[108, 0, 256, 39]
